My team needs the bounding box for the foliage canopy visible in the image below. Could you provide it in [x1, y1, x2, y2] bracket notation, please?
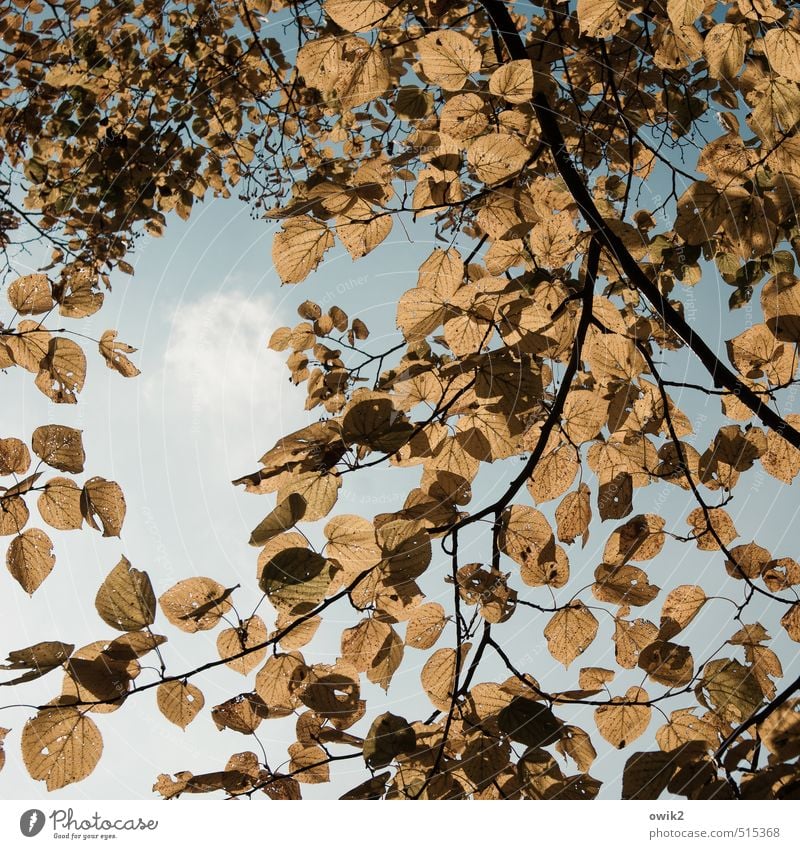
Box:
[2, 0, 800, 800]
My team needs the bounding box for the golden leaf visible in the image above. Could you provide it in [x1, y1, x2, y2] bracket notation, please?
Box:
[700, 659, 763, 722]
[255, 652, 305, 713]
[249, 493, 306, 546]
[272, 217, 334, 284]
[467, 133, 531, 186]
[0, 495, 30, 536]
[638, 640, 694, 687]
[98, 330, 140, 378]
[324, 514, 381, 575]
[439, 93, 488, 140]
[341, 618, 391, 672]
[544, 603, 599, 668]
[81, 477, 126, 537]
[276, 471, 340, 522]
[217, 616, 268, 675]
[595, 687, 651, 748]
[31, 424, 85, 474]
[656, 709, 719, 752]
[418, 30, 481, 91]
[614, 617, 659, 668]
[703, 23, 747, 79]
[781, 604, 800, 643]
[405, 602, 447, 650]
[22, 707, 102, 791]
[659, 584, 706, 639]
[288, 742, 330, 784]
[259, 547, 332, 614]
[324, 0, 389, 32]
[212, 693, 268, 734]
[37, 478, 83, 531]
[577, 0, 633, 38]
[159, 577, 234, 633]
[556, 725, 597, 772]
[761, 414, 800, 482]
[593, 563, 660, 607]
[7, 273, 53, 315]
[489, 60, 534, 104]
[421, 645, 470, 710]
[34, 337, 86, 404]
[156, 681, 204, 730]
[0, 437, 30, 475]
[764, 27, 800, 84]
[686, 507, 738, 551]
[94, 556, 156, 631]
[4, 320, 51, 373]
[6, 528, 55, 594]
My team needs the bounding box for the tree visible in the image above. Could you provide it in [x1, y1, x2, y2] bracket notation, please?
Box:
[2, 0, 800, 800]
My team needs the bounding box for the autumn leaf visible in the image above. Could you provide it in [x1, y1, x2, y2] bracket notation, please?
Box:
[544, 603, 599, 668]
[22, 707, 102, 790]
[157, 681, 204, 730]
[94, 557, 156, 631]
[6, 528, 55, 594]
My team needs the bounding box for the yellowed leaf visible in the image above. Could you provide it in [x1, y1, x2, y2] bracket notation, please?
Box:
[595, 687, 651, 748]
[95, 556, 156, 631]
[22, 707, 102, 790]
[37, 478, 83, 531]
[157, 681, 204, 730]
[272, 216, 334, 284]
[467, 133, 531, 186]
[7, 528, 55, 594]
[99, 330, 140, 378]
[81, 477, 126, 537]
[764, 27, 800, 84]
[0, 437, 30, 475]
[418, 30, 481, 91]
[544, 603, 599, 667]
[31, 425, 85, 474]
[7, 273, 53, 315]
[405, 602, 447, 649]
[34, 337, 86, 404]
[489, 60, 534, 104]
[159, 577, 234, 633]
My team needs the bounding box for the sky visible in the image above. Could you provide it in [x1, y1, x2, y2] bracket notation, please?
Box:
[2, 122, 800, 801]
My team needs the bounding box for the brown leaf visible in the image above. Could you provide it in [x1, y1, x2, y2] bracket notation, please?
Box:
[81, 477, 126, 537]
[555, 483, 591, 545]
[638, 641, 695, 687]
[211, 693, 268, 734]
[217, 616, 268, 675]
[272, 216, 334, 284]
[405, 602, 447, 650]
[418, 30, 481, 91]
[159, 577, 234, 633]
[544, 602, 599, 668]
[34, 337, 86, 403]
[0, 437, 31, 475]
[21, 707, 102, 790]
[94, 556, 156, 631]
[31, 425, 85, 473]
[37, 477, 83, 531]
[7, 274, 53, 315]
[6, 528, 55, 594]
[259, 547, 332, 614]
[659, 585, 706, 639]
[595, 687, 651, 749]
[249, 493, 306, 546]
[98, 330, 140, 377]
[156, 681, 204, 729]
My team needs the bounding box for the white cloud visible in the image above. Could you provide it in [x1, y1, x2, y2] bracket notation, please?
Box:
[146, 288, 307, 469]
